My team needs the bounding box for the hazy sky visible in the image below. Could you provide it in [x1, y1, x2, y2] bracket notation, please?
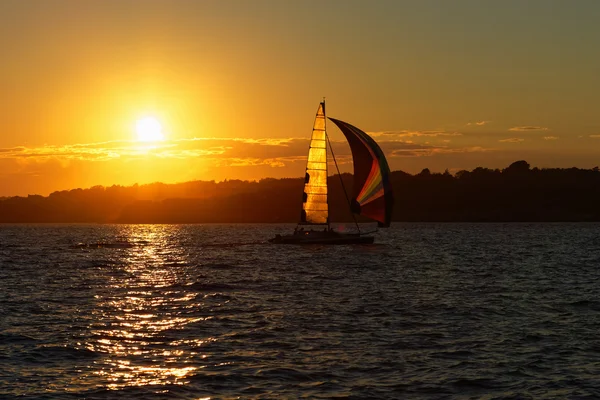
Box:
[1, 0, 599, 196]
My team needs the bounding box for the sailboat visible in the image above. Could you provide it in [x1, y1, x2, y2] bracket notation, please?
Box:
[269, 100, 393, 244]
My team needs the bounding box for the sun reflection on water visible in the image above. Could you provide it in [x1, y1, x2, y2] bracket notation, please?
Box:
[95, 360, 200, 389]
[86, 225, 213, 389]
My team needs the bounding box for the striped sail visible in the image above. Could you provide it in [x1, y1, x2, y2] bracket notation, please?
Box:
[329, 117, 394, 227]
[300, 102, 328, 225]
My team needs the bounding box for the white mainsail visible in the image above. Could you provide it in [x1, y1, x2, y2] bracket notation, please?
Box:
[300, 101, 328, 225]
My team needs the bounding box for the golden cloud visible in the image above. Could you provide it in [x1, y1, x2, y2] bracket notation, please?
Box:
[0, 138, 304, 163]
[499, 138, 525, 143]
[391, 146, 494, 157]
[0, 136, 498, 172]
[368, 130, 462, 138]
[508, 126, 548, 132]
[467, 121, 489, 126]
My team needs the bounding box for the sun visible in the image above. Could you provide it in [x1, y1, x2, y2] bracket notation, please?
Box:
[135, 116, 165, 142]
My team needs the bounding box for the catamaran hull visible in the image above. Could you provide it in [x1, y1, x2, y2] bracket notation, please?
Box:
[269, 233, 374, 245]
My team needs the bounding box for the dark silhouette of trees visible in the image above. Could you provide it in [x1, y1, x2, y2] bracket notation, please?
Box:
[0, 161, 599, 223]
[504, 160, 530, 174]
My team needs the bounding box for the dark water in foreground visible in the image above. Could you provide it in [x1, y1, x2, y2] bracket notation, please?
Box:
[1, 223, 600, 399]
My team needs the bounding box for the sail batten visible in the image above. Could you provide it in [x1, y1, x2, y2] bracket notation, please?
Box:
[300, 102, 329, 225]
[328, 117, 394, 227]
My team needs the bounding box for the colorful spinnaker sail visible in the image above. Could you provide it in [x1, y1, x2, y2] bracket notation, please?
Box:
[329, 117, 394, 227]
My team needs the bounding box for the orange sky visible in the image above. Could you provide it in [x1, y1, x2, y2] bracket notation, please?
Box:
[1, 1, 599, 196]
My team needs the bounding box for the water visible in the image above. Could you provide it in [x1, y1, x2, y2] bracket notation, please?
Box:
[1, 223, 600, 399]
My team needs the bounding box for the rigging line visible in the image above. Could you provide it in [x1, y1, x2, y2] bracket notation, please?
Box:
[326, 132, 361, 234]
[323, 100, 330, 230]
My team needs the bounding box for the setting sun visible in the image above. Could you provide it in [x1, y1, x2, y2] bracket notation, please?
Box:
[135, 117, 164, 142]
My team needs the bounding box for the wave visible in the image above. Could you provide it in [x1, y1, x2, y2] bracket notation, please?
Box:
[38, 383, 194, 400]
[28, 345, 100, 361]
[198, 241, 269, 248]
[567, 299, 600, 310]
[0, 332, 38, 344]
[200, 262, 238, 270]
[162, 281, 237, 292]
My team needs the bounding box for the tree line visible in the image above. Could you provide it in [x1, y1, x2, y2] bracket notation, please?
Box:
[0, 161, 599, 223]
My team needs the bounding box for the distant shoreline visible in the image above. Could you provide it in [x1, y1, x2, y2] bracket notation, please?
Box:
[1, 161, 599, 224]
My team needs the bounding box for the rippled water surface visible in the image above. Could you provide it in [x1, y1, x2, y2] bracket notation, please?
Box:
[1, 223, 600, 399]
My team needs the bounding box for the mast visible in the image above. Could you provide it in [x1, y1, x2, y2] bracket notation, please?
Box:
[323, 98, 330, 227]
